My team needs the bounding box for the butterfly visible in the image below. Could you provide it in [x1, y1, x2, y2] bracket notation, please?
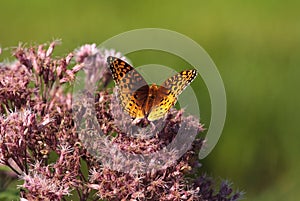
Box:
[107, 56, 198, 122]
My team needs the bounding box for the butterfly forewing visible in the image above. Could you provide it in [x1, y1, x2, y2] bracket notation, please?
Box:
[147, 69, 198, 121]
[107, 56, 148, 119]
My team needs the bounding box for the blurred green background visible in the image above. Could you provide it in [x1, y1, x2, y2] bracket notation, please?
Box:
[1, 0, 299, 200]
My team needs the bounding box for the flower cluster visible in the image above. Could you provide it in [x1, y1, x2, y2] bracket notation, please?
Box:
[0, 42, 243, 200]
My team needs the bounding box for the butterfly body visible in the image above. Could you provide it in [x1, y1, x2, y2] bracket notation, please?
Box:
[132, 84, 169, 121]
[107, 56, 197, 122]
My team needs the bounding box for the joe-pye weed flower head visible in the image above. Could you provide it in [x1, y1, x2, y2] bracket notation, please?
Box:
[0, 42, 243, 200]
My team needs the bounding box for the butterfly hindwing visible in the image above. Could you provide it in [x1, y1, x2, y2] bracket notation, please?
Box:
[107, 56, 148, 119]
[147, 69, 198, 121]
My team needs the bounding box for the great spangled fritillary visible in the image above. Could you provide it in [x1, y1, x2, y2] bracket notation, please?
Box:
[107, 56, 198, 121]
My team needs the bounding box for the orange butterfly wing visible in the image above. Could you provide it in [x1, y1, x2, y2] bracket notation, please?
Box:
[107, 56, 148, 119]
[147, 69, 198, 121]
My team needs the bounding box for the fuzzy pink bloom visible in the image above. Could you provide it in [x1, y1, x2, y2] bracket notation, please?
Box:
[0, 42, 242, 201]
[19, 163, 71, 201]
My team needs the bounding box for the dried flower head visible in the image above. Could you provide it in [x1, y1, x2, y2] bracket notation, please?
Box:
[0, 42, 243, 201]
[74, 44, 128, 88]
